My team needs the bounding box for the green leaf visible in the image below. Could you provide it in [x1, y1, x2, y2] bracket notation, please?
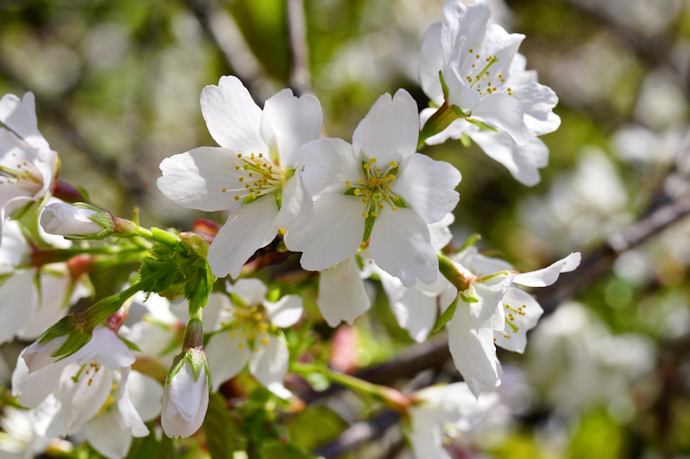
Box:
[460, 285, 479, 303]
[432, 294, 459, 332]
[203, 393, 243, 459]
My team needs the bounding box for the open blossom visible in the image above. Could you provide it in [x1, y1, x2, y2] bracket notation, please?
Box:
[205, 278, 303, 398]
[286, 89, 462, 287]
[12, 325, 160, 449]
[158, 75, 323, 279]
[418, 0, 559, 185]
[0, 220, 90, 344]
[405, 382, 500, 459]
[0, 92, 59, 242]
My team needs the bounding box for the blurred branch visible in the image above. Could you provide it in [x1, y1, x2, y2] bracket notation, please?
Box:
[553, 0, 690, 99]
[314, 410, 401, 458]
[185, 0, 276, 102]
[287, 0, 313, 95]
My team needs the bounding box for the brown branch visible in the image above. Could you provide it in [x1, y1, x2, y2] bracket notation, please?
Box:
[185, 0, 276, 103]
[287, 0, 313, 96]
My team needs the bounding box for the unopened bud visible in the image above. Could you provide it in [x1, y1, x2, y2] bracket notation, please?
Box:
[40, 202, 113, 239]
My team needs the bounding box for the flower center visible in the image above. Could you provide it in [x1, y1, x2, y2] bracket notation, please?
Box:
[460, 48, 514, 98]
[344, 157, 404, 218]
[222, 301, 272, 352]
[221, 153, 293, 206]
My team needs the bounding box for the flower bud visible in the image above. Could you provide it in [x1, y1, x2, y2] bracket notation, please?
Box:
[161, 347, 210, 438]
[40, 202, 112, 239]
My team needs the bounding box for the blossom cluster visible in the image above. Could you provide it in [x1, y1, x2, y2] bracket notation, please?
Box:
[0, 1, 579, 458]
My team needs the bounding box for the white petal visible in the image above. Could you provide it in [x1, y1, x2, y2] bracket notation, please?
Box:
[200, 76, 267, 153]
[418, 22, 445, 105]
[206, 332, 250, 392]
[249, 333, 291, 399]
[11, 352, 62, 408]
[116, 367, 149, 438]
[231, 278, 268, 306]
[352, 89, 419, 163]
[0, 92, 50, 150]
[157, 147, 246, 212]
[494, 287, 543, 353]
[83, 408, 133, 459]
[369, 207, 438, 287]
[471, 274, 515, 329]
[388, 281, 438, 343]
[513, 81, 560, 136]
[480, 24, 524, 83]
[17, 272, 74, 340]
[0, 270, 37, 344]
[317, 256, 371, 327]
[273, 173, 313, 232]
[47, 364, 113, 436]
[470, 130, 548, 186]
[125, 370, 164, 423]
[285, 193, 364, 272]
[447, 305, 500, 390]
[64, 326, 135, 370]
[513, 252, 581, 287]
[470, 94, 532, 146]
[391, 153, 461, 224]
[167, 361, 207, 423]
[261, 89, 323, 169]
[443, 62, 481, 110]
[265, 295, 303, 328]
[298, 138, 362, 197]
[429, 213, 455, 251]
[198, 291, 233, 332]
[161, 366, 208, 439]
[207, 196, 280, 279]
[441, 0, 490, 69]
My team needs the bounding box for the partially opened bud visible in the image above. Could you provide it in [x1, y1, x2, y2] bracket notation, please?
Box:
[40, 202, 112, 239]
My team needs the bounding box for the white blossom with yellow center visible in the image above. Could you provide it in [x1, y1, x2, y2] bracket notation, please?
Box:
[204, 279, 303, 399]
[0, 92, 59, 244]
[158, 75, 323, 279]
[286, 89, 462, 287]
[417, 0, 560, 186]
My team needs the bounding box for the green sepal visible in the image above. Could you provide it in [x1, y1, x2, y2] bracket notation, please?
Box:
[458, 233, 482, 252]
[477, 270, 514, 283]
[439, 70, 449, 101]
[388, 166, 399, 176]
[38, 314, 94, 361]
[284, 169, 295, 180]
[242, 194, 261, 206]
[464, 117, 499, 132]
[76, 186, 90, 201]
[432, 294, 459, 332]
[166, 347, 211, 390]
[460, 134, 472, 147]
[460, 284, 479, 303]
[119, 335, 142, 352]
[266, 287, 281, 303]
[343, 188, 361, 197]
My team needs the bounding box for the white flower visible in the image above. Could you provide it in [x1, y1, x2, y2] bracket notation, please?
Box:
[0, 220, 90, 344]
[39, 202, 104, 238]
[157, 76, 323, 279]
[0, 92, 59, 242]
[161, 358, 209, 439]
[205, 278, 303, 398]
[12, 325, 157, 443]
[405, 382, 500, 459]
[286, 89, 462, 287]
[417, 1, 559, 185]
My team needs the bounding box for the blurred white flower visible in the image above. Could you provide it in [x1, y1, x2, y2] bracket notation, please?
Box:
[405, 382, 501, 459]
[528, 302, 655, 417]
[205, 278, 302, 398]
[39, 202, 104, 238]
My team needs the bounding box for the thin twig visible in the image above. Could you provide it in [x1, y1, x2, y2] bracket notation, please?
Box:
[287, 0, 313, 95]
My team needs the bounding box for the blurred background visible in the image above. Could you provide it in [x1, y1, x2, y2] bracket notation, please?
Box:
[1, 0, 690, 457]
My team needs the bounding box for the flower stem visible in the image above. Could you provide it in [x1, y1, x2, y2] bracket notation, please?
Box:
[438, 252, 476, 291]
[291, 362, 410, 412]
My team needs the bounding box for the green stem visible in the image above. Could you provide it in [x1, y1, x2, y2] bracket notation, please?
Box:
[291, 362, 409, 411]
[438, 252, 476, 291]
[417, 102, 462, 151]
[81, 279, 153, 328]
[133, 226, 180, 247]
